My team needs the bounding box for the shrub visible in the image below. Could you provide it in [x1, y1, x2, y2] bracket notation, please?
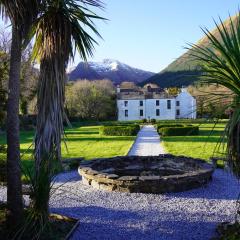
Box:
[150, 119, 156, 124]
[157, 124, 184, 132]
[142, 118, 147, 123]
[159, 125, 199, 136]
[100, 125, 140, 136]
[19, 115, 36, 130]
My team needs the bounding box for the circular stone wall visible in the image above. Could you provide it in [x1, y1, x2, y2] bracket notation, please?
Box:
[78, 154, 214, 193]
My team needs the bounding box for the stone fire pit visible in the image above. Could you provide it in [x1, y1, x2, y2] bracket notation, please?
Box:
[78, 154, 214, 193]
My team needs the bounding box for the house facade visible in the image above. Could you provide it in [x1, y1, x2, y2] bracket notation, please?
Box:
[117, 85, 196, 121]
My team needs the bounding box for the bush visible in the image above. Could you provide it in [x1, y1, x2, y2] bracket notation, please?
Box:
[19, 115, 36, 130]
[100, 125, 140, 136]
[157, 124, 184, 132]
[142, 118, 147, 123]
[151, 119, 156, 124]
[159, 125, 199, 136]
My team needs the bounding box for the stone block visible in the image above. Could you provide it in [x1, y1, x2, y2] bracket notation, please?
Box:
[78, 155, 214, 193]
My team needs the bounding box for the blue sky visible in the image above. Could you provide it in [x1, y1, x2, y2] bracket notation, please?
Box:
[70, 0, 240, 72]
[1, 1, 239, 72]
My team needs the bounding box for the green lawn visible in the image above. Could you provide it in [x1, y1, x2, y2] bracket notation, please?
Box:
[0, 120, 228, 172]
[0, 124, 136, 170]
[161, 123, 226, 161]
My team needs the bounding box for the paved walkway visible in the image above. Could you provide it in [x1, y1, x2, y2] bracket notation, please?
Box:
[128, 125, 165, 156]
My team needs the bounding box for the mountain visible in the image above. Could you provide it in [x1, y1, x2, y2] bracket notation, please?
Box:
[68, 59, 155, 84]
[141, 15, 238, 88]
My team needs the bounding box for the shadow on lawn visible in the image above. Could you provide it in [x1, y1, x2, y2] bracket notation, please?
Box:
[199, 129, 224, 136]
[64, 136, 135, 142]
[20, 148, 33, 154]
[65, 131, 99, 135]
[162, 136, 222, 143]
[5, 134, 135, 146]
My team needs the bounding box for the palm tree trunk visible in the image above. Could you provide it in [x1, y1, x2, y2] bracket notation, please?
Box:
[6, 25, 23, 227]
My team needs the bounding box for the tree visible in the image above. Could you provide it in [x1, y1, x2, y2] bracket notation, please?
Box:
[188, 84, 232, 118]
[32, 0, 104, 222]
[190, 12, 240, 176]
[66, 79, 116, 120]
[0, 0, 39, 227]
[166, 87, 180, 96]
[0, 31, 39, 116]
[20, 46, 39, 115]
[0, 51, 8, 127]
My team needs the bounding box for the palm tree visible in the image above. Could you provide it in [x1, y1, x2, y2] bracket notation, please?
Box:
[190, 13, 240, 176]
[0, 0, 39, 227]
[31, 0, 104, 222]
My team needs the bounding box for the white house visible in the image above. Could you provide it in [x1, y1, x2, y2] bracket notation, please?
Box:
[117, 85, 197, 121]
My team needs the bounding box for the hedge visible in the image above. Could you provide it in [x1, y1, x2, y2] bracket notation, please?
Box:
[150, 119, 156, 124]
[157, 124, 184, 132]
[159, 126, 199, 136]
[100, 125, 140, 136]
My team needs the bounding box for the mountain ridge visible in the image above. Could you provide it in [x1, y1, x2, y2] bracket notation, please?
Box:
[68, 59, 155, 84]
[141, 15, 238, 88]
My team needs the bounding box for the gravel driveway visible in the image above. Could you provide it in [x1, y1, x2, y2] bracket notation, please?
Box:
[49, 169, 239, 240]
[0, 168, 238, 239]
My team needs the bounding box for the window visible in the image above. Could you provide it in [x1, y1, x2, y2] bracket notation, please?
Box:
[176, 101, 180, 106]
[156, 100, 159, 106]
[124, 101, 128, 107]
[125, 110, 128, 117]
[140, 109, 143, 117]
[176, 109, 180, 116]
[156, 109, 160, 116]
[167, 100, 171, 109]
[139, 100, 143, 106]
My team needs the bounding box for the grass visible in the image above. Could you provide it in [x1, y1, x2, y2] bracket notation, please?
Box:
[0, 120, 228, 175]
[161, 122, 226, 161]
[0, 123, 136, 173]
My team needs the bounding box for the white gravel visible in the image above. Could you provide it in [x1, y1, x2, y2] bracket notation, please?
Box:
[128, 125, 165, 156]
[0, 125, 239, 239]
[49, 169, 240, 240]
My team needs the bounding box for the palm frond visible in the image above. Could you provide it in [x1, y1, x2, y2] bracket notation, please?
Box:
[0, 0, 39, 41]
[34, 0, 104, 172]
[189, 12, 240, 176]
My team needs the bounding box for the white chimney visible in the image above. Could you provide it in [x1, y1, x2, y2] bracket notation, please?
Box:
[117, 85, 120, 93]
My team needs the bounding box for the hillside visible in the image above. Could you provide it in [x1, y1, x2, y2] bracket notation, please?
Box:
[141, 15, 238, 88]
[68, 59, 155, 84]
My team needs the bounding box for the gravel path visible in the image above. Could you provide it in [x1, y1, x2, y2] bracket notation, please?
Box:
[48, 169, 239, 240]
[0, 169, 239, 239]
[128, 125, 165, 156]
[0, 125, 239, 239]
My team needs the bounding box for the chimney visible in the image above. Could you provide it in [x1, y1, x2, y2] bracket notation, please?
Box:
[147, 85, 151, 92]
[117, 85, 121, 93]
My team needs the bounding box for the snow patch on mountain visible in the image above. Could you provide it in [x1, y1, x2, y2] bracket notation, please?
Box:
[68, 59, 155, 84]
